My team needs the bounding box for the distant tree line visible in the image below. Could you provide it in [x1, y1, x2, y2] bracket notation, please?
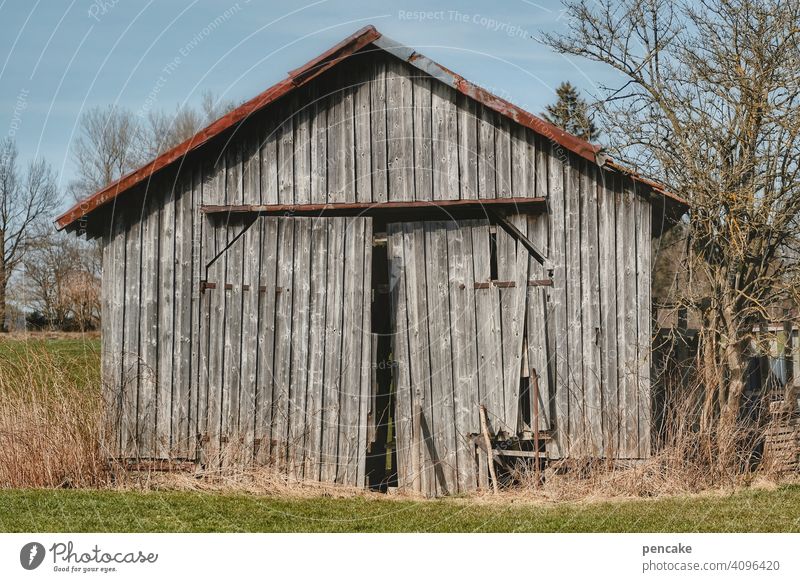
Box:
[1, 91, 234, 332]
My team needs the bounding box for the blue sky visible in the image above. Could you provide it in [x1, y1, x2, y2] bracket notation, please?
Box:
[0, 0, 620, 204]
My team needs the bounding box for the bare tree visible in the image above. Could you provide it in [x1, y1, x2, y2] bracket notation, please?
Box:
[0, 139, 60, 332]
[544, 0, 800, 464]
[68, 105, 144, 202]
[70, 91, 236, 201]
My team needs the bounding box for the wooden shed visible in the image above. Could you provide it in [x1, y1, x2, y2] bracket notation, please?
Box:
[57, 26, 684, 495]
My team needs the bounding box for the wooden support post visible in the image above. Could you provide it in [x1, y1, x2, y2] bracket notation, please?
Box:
[480, 404, 499, 494]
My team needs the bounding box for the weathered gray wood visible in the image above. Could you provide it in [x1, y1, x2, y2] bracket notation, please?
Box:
[431, 82, 459, 200]
[293, 97, 312, 205]
[565, 159, 584, 456]
[310, 83, 328, 205]
[370, 57, 389, 202]
[221, 165, 246, 463]
[102, 211, 127, 457]
[619, 176, 639, 457]
[156, 177, 176, 459]
[121, 205, 141, 459]
[239, 212, 260, 462]
[546, 143, 567, 459]
[330, 68, 355, 203]
[356, 219, 373, 486]
[354, 69, 372, 203]
[338, 218, 366, 484]
[255, 217, 279, 465]
[636, 188, 652, 458]
[277, 108, 294, 205]
[445, 220, 480, 491]
[477, 106, 496, 199]
[597, 169, 619, 457]
[138, 188, 161, 458]
[386, 57, 414, 201]
[580, 163, 603, 455]
[424, 221, 458, 493]
[472, 223, 504, 434]
[457, 95, 478, 199]
[495, 116, 512, 197]
[321, 218, 345, 481]
[403, 222, 435, 495]
[304, 218, 329, 479]
[261, 117, 279, 205]
[412, 75, 433, 201]
[272, 218, 295, 469]
[288, 218, 312, 477]
[387, 222, 413, 489]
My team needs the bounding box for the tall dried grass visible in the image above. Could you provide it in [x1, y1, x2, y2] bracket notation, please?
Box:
[0, 340, 109, 488]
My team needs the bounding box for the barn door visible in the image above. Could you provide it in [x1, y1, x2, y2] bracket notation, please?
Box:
[388, 218, 551, 495]
[199, 216, 373, 486]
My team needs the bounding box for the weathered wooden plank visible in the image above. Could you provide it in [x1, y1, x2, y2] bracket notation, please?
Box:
[156, 178, 176, 459]
[255, 217, 279, 465]
[457, 94, 478, 200]
[261, 114, 279, 205]
[239, 211, 261, 462]
[472, 223, 504, 436]
[565, 157, 584, 456]
[138, 188, 161, 458]
[446, 220, 480, 491]
[272, 218, 295, 470]
[288, 218, 312, 477]
[294, 94, 312, 205]
[619, 176, 639, 457]
[103, 211, 127, 457]
[403, 222, 435, 495]
[424, 222, 458, 493]
[304, 218, 329, 480]
[580, 163, 603, 456]
[320, 218, 345, 481]
[387, 223, 414, 490]
[354, 70, 372, 203]
[370, 57, 389, 203]
[310, 82, 328, 205]
[431, 82, 459, 200]
[497, 218, 528, 434]
[121, 205, 141, 459]
[412, 75, 433, 202]
[477, 106, 496, 199]
[546, 142, 567, 459]
[220, 221, 244, 464]
[356, 218, 373, 487]
[189, 167, 202, 461]
[338, 218, 366, 484]
[597, 169, 619, 457]
[495, 116, 512, 197]
[277, 107, 294, 205]
[386, 57, 414, 202]
[636, 186, 652, 458]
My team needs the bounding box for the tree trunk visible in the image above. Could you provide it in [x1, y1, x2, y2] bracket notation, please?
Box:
[0, 236, 6, 333]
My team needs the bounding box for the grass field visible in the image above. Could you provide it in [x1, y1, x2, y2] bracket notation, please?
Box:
[1, 335, 798, 533]
[1, 486, 799, 532]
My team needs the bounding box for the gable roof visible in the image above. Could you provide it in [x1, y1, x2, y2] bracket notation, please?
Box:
[56, 25, 684, 231]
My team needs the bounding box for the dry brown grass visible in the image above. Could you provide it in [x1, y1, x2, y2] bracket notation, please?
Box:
[0, 341, 108, 488]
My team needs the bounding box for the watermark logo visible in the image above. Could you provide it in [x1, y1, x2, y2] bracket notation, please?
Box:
[20, 542, 46, 570]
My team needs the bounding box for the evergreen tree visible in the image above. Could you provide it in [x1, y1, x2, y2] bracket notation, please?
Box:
[542, 82, 599, 141]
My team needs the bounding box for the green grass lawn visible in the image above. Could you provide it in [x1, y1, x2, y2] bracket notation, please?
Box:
[0, 335, 100, 388]
[1, 486, 799, 532]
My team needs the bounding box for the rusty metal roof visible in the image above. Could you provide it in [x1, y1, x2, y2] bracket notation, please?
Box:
[56, 25, 684, 231]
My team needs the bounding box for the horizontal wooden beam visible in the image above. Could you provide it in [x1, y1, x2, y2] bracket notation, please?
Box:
[201, 196, 546, 218]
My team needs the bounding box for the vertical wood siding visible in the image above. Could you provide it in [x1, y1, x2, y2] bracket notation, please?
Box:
[99, 47, 654, 490]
